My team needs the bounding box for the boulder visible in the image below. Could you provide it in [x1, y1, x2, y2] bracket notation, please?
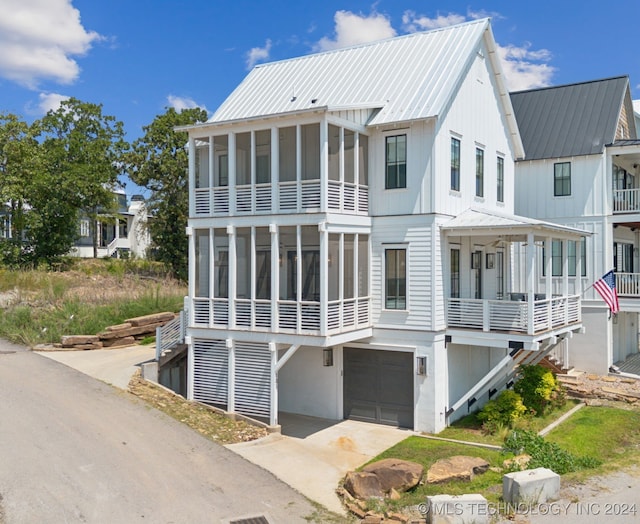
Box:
[426, 455, 490, 484]
[102, 336, 136, 348]
[362, 458, 424, 493]
[343, 471, 384, 499]
[125, 312, 175, 327]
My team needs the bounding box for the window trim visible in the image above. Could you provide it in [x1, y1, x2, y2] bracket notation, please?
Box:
[385, 134, 407, 190]
[384, 245, 408, 310]
[554, 162, 571, 197]
[450, 137, 461, 192]
[475, 147, 484, 198]
[496, 156, 504, 203]
[450, 247, 460, 298]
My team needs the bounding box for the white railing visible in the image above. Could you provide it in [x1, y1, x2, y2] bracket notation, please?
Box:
[193, 181, 368, 216]
[189, 296, 371, 334]
[446, 295, 581, 334]
[155, 311, 186, 360]
[615, 272, 640, 296]
[613, 188, 640, 213]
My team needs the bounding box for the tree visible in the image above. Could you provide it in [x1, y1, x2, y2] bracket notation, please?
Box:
[126, 107, 208, 280]
[34, 98, 128, 261]
[0, 113, 40, 266]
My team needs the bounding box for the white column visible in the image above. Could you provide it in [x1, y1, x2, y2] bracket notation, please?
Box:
[296, 125, 302, 212]
[270, 224, 279, 330]
[320, 222, 328, 335]
[339, 232, 344, 329]
[271, 127, 278, 212]
[526, 232, 535, 334]
[545, 236, 553, 298]
[228, 225, 236, 328]
[320, 118, 328, 212]
[187, 226, 195, 325]
[296, 225, 302, 331]
[227, 338, 235, 413]
[228, 132, 236, 215]
[563, 238, 570, 325]
[250, 130, 256, 212]
[269, 342, 278, 426]
[188, 135, 196, 217]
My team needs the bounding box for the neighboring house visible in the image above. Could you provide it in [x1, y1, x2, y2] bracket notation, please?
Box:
[178, 18, 586, 433]
[512, 76, 640, 375]
[72, 190, 150, 259]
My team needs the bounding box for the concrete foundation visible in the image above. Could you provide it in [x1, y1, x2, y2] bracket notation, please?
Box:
[426, 494, 489, 524]
[503, 467, 560, 504]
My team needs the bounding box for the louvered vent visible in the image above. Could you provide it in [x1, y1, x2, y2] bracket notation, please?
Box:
[234, 342, 271, 418]
[193, 339, 228, 408]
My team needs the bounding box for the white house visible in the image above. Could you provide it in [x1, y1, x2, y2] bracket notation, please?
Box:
[178, 18, 587, 433]
[71, 190, 150, 259]
[512, 76, 640, 375]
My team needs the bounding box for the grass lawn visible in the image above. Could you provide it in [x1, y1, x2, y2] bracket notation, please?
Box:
[361, 403, 640, 514]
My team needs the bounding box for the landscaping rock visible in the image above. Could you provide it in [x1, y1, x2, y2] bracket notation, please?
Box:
[61, 335, 100, 347]
[344, 471, 384, 499]
[426, 455, 489, 484]
[126, 312, 175, 327]
[362, 458, 424, 493]
[102, 336, 136, 348]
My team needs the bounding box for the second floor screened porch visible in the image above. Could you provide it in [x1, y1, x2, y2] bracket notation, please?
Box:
[442, 209, 589, 349]
[188, 222, 371, 341]
[187, 117, 369, 218]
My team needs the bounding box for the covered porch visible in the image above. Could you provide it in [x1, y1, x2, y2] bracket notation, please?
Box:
[441, 208, 589, 349]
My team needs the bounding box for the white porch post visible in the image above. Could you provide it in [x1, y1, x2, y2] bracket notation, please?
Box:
[227, 338, 235, 413]
[250, 227, 256, 329]
[545, 236, 553, 331]
[296, 225, 302, 331]
[270, 224, 279, 329]
[228, 225, 236, 328]
[526, 232, 535, 334]
[229, 132, 237, 215]
[269, 342, 278, 426]
[319, 222, 328, 335]
[188, 135, 196, 216]
[576, 237, 583, 294]
[563, 238, 570, 324]
[320, 118, 328, 212]
[271, 127, 279, 213]
[186, 226, 195, 326]
[296, 125, 302, 212]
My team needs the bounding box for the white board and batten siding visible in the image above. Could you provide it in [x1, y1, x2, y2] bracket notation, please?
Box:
[433, 42, 517, 218]
[370, 214, 440, 331]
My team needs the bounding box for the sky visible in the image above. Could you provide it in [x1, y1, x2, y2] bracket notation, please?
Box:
[1, 0, 640, 197]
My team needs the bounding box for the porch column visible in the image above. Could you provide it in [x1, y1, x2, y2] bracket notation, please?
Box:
[250, 227, 256, 329]
[296, 225, 302, 331]
[271, 127, 279, 212]
[227, 338, 235, 413]
[320, 118, 328, 212]
[526, 232, 535, 335]
[228, 132, 237, 215]
[545, 236, 553, 332]
[563, 238, 570, 324]
[270, 224, 279, 330]
[576, 237, 583, 293]
[296, 125, 302, 212]
[188, 135, 196, 216]
[228, 225, 236, 328]
[269, 342, 278, 426]
[186, 226, 195, 326]
[319, 222, 328, 335]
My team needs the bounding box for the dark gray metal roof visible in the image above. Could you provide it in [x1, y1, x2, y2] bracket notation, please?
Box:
[510, 76, 630, 160]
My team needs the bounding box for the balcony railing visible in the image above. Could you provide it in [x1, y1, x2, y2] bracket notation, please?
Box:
[193, 181, 368, 217]
[446, 295, 581, 334]
[613, 188, 640, 213]
[190, 296, 371, 335]
[615, 272, 640, 296]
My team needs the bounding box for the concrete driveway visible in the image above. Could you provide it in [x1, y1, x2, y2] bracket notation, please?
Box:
[36, 345, 413, 515]
[228, 413, 413, 514]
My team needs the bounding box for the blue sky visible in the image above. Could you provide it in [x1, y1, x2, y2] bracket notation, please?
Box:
[1, 1, 639, 196]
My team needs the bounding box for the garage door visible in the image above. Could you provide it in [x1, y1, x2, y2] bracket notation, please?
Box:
[343, 347, 414, 428]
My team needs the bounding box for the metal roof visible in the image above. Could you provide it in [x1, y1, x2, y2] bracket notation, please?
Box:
[209, 19, 493, 127]
[510, 76, 630, 160]
[441, 208, 590, 239]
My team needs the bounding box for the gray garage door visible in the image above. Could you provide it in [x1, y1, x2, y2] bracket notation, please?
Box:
[343, 347, 414, 428]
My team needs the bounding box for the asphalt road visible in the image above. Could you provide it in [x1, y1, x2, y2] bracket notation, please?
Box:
[0, 340, 321, 524]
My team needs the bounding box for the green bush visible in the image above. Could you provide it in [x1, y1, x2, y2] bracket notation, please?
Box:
[504, 429, 601, 474]
[477, 390, 527, 434]
[514, 364, 565, 416]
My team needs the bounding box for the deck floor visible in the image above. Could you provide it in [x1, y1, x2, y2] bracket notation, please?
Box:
[616, 352, 640, 376]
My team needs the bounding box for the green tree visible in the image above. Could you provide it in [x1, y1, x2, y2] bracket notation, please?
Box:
[126, 107, 207, 280]
[34, 98, 128, 262]
[0, 113, 40, 266]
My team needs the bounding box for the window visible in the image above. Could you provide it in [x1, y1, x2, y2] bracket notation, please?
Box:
[475, 148, 484, 197]
[568, 239, 587, 277]
[450, 138, 460, 191]
[79, 219, 90, 238]
[385, 248, 406, 309]
[554, 162, 571, 196]
[542, 240, 564, 276]
[497, 156, 504, 203]
[385, 135, 407, 189]
[614, 242, 634, 273]
[450, 248, 460, 298]
[496, 251, 505, 299]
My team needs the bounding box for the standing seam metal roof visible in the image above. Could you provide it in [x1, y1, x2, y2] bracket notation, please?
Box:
[209, 19, 491, 126]
[510, 76, 630, 160]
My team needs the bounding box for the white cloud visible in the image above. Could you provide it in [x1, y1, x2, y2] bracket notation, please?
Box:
[246, 39, 272, 70]
[166, 95, 207, 113]
[0, 0, 101, 88]
[497, 43, 555, 91]
[401, 10, 554, 91]
[314, 10, 396, 52]
[38, 92, 70, 113]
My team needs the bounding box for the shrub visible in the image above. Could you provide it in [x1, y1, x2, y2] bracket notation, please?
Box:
[477, 390, 527, 434]
[504, 429, 601, 474]
[514, 364, 565, 416]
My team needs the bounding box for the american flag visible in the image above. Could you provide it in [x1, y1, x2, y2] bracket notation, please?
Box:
[593, 270, 619, 314]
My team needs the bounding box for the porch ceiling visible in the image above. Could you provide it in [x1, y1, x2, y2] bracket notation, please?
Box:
[441, 208, 591, 241]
